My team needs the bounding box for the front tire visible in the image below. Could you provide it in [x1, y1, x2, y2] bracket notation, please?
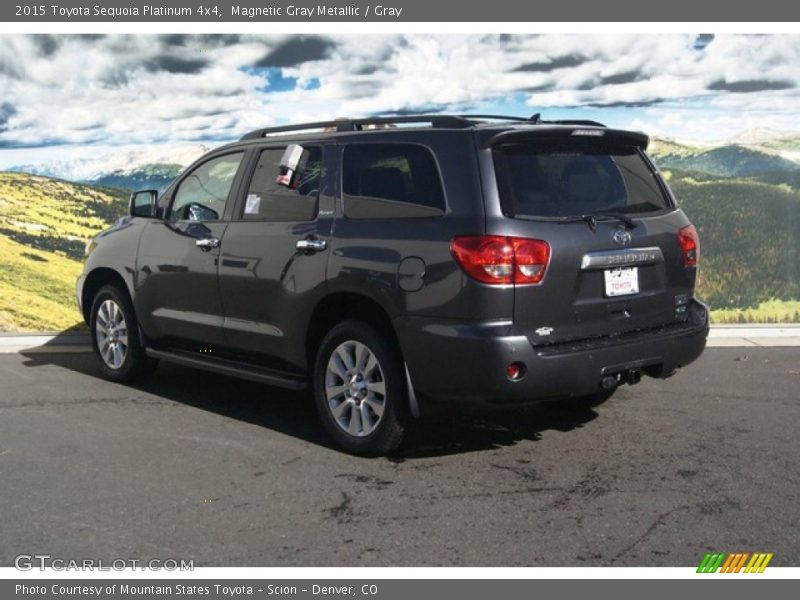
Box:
[313, 320, 407, 456]
[90, 284, 155, 382]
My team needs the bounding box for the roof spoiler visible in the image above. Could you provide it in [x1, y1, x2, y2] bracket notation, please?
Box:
[482, 127, 650, 150]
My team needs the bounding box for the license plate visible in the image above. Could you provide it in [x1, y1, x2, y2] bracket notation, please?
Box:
[604, 267, 639, 297]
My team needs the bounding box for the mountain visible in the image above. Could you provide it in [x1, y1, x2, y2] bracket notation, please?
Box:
[0, 172, 127, 331]
[650, 140, 800, 180]
[90, 163, 184, 192]
[9, 143, 208, 191]
[649, 131, 800, 312]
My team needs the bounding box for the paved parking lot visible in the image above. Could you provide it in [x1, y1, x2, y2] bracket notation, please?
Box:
[1, 348, 798, 566]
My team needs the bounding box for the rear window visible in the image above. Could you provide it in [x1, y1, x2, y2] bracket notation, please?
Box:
[493, 142, 669, 219]
[342, 144, 445, 212]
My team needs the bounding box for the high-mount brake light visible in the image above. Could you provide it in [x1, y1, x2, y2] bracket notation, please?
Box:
[450, 236, 550, 285]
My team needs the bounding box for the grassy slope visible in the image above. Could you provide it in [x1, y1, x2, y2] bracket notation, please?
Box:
[0, 172, 126, 332]
[666, 172, 800, 322]
[711, 299, 800, 324]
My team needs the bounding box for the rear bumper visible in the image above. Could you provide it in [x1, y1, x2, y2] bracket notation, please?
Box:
[396, 299, 709, 404]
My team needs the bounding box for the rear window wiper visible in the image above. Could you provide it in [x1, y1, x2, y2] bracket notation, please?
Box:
[554, 212, 638, 232]
[593, 211, 638, 230]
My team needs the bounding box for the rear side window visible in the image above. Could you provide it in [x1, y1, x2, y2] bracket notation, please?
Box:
[342, 144, 445, 218]
[242, 146, 322, 221]
[493, 142, 669, 219]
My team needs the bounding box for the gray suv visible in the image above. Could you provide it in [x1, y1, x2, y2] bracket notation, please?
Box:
[77, 115, 708, 455]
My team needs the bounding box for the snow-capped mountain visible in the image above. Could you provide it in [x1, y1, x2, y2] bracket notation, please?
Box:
[10, 143, 212, 190]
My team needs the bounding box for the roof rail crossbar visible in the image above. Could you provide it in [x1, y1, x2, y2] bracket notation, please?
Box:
[458, 114, 529, 122]
[239, 115, 472, 140]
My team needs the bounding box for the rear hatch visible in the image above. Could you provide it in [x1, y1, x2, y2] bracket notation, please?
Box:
[486, 127, 698, 346]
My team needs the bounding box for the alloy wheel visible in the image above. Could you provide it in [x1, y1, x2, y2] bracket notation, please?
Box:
[325, 340, 386, 437]
[95, 299, 128, 370]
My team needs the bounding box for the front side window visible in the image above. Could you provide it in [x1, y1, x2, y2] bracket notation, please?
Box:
[242, 146, 322, 222]
[493, 141, 669, 219]
[170, 152, 244, 222]
[342, 144, 445, 216]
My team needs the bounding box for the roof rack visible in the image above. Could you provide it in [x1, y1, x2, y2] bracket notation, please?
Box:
[238, 113, 606, 141]
[460, 114, 529, 122]
[239, 115, 472, 140]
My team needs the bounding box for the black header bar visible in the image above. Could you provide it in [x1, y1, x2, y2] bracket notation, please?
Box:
[3, 0, 800, 22]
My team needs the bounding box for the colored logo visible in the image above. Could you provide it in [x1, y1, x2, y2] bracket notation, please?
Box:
[697, 552, 773, 573]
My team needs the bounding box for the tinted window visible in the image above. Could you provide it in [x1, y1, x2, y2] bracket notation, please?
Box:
[493, 142, 669, 218]
[342, 144, 445, 211]
[170, 152, 244, 222]
[243, 146, 322, 221]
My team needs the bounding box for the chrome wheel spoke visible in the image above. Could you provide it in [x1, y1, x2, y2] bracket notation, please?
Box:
[355, 342, 370, 371]
[112, 344, 123, 368]
[360, 403, 375, 432]
[366, 380, 385, 396]
[328, 355, 348, 381]
[363, 353, 378, 377]
[336, 344, 355, 371]
[364, 396, 384, 418]
[348, 403, 362, 435]
[330, 399, 350, 420]
[326, 383, 348, 400]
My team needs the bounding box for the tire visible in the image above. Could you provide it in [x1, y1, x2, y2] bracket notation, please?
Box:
[313, 320, 407, 456]
[89, 284, 156, 382]
[557, 388, 616, 410]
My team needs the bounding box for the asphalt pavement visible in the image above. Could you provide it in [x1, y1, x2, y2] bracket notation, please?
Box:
[0, 347, 798, 567]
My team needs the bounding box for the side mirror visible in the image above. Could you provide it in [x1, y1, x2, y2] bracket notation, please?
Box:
[129, 190, 159, 218]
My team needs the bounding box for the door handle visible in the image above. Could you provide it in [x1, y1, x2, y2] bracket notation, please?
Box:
[196, 237, 220, 251]
[296, 238, 327, 253]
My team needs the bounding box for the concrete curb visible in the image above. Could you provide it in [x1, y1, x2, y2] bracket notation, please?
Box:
[0, 333, 90, 354]
[1, 327, 800, 353]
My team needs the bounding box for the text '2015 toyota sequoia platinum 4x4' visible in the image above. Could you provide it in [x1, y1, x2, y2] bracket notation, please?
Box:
[77, 114, 708, 455]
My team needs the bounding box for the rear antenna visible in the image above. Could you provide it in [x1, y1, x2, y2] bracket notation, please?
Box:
[529, 113, 542, 124]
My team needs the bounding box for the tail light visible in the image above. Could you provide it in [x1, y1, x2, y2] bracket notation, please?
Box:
[451, 235, 550, 284]
[678, 225, 699, 267]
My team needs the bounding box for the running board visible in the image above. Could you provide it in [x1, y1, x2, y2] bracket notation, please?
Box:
[145, 348, 308, 390]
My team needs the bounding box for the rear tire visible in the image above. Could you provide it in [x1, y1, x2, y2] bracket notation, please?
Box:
[90, 284, 156, 382]
[313, 320, 407, 456]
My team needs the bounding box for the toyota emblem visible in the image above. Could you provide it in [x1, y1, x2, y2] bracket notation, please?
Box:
[613, 228, 632, 246]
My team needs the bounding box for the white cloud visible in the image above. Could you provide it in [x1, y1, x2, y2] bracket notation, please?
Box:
[0, 33, 798, 163]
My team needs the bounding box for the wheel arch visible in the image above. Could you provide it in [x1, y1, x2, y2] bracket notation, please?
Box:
[305, 292, 403, 369]
[81, 267, 132, 324]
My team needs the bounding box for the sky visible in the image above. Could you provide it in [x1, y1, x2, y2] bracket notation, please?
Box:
[0, 33, 798, 174]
